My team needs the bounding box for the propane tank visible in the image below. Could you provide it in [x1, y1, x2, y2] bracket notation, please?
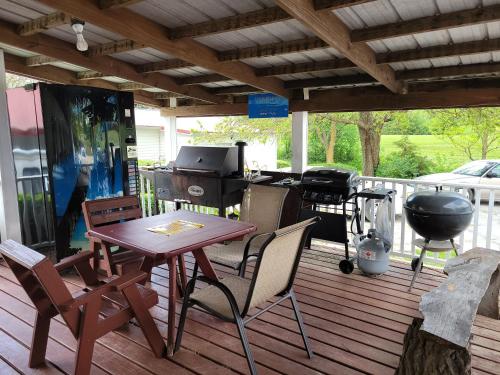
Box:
[356, 229, 390, 275]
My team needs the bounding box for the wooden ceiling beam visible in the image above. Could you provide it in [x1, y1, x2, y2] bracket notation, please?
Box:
[284, 74, 376, 89]
[25, 55, 59, 67]
[38, 0, 289, 97]
[378, 38, 500, 64]
[275, 0, 403, 93]
[17, 11, 70, 36]
[210, 85, 261, 95]
[218, 36, 328, 62]
[117, 82, 149, 90]
[99, 0, 144, 9]
[76, 70, 106, 80]
[256, 58, 355, 76]
[313, 0, 376, 11]
[397, 62, 500, 81]
[178, 74, 229, 85]
[136, 59, 194, 73]
[153, 92, 185, 99]
[162, 80, 500, 116]
[0, 19, 221, 103]
[4, 52, 162, 107]
[170, 7, 291, 39]
[87, 39, 145, 57]
[352, 4, 500, 43]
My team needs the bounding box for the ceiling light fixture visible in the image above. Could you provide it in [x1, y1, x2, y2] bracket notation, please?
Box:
[71, 19, 88, 52]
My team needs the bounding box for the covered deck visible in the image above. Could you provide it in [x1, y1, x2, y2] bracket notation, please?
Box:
[0, 244, 499, 375]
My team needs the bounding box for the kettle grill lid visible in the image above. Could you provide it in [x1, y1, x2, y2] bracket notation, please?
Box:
[404, 190, 473, 215]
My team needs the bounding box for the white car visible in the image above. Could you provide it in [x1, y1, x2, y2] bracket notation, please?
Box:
[416, 160, 500, 202]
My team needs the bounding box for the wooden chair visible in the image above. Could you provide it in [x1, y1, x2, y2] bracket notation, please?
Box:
[82, 196, 146, 276]
[175, 217, 319, 375]
[0, 240, 166, 375]
[203, 184, 289, 277]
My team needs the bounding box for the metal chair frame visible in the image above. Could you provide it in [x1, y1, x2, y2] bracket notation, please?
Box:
[175, 218, 319, 375]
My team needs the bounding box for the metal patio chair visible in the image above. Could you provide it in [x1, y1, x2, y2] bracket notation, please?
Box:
[204, 183, 288, 277]
[0, 240, 165, 375]
[175, 217, 319, 375]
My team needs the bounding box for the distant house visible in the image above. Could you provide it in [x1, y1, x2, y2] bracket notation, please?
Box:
[134, 108, 278, 170]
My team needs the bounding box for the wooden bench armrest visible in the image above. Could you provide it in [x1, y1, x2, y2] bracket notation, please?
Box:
[61, 271, 149, 311]
[54, 251, 93, 272]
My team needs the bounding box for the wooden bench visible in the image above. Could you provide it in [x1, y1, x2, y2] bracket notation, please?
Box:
[397, 247, 500, 375]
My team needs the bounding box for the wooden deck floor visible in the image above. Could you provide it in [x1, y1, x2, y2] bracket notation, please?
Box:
[0, 244, 499, 375]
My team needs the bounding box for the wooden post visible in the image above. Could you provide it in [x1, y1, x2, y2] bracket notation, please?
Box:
[0, 49, 23, 242]
[397, 248, 500, 375]
[291, 111, 308, 173]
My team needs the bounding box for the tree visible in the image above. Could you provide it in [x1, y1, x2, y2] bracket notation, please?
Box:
[191, 116, 290, 145]
[430, 108, 500, 160]
[308, 113, 355, 164]
[356, 111, 408, 176]
[5, 73, 37, 88]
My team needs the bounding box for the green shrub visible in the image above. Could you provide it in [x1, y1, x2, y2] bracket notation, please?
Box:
[377, 136, 434, 178]
[277, 159, 291, 169]
[334, 124, 362, 169]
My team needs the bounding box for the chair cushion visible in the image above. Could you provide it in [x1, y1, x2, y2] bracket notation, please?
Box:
[190, 276, 251, 320]
[203, 240, 260, 269]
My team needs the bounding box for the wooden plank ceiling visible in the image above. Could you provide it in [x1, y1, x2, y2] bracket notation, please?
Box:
[0, 0, 499, 114]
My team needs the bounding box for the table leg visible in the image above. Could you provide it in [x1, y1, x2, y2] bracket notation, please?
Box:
[140, 256, 155, 284]
[176, 255, 187, 298]
[167, 256, 177, 357]
[192, 248, 218, 280]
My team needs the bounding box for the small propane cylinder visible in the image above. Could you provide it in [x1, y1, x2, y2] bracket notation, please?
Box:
[356, 229, 390, 275]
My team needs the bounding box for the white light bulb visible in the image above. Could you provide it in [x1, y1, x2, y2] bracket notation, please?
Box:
[76, 33, 88, 52]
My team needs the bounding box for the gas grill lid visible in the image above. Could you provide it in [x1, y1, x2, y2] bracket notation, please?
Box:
[174, 146, 238, 177]
[301, 167, 359, 188]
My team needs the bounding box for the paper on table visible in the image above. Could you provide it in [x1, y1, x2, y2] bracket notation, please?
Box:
[146, 220, 204, 236]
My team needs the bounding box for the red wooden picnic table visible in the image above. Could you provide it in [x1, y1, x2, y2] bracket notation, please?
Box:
[88, 209, 256, 356]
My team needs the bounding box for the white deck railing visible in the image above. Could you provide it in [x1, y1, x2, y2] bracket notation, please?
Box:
[139, 170, 499, 264]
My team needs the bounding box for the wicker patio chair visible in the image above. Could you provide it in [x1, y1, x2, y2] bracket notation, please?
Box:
[175, 217, 319, 375]
[0, 240, 165, 375]
[203, 183, 288, 277]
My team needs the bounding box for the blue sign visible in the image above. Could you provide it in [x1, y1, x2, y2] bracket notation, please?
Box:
[248, 93, 289, 118]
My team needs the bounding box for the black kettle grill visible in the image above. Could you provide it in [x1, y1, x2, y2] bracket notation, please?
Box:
[404, 187, 473, 241]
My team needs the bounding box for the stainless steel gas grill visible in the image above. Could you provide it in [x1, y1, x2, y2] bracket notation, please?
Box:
[299, 167, 360, 261]
[154, 144, 270, 216]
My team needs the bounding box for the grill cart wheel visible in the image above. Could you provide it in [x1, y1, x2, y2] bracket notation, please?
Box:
[339, 259, 354, 274]
[411, 257, 422, 272]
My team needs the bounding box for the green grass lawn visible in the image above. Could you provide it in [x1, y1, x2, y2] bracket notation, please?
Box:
[380, 135, 500, 170]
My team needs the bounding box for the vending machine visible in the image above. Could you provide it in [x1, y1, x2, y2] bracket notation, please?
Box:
[6, 83, 139, 259]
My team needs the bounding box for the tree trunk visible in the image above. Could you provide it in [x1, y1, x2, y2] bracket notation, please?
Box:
[481, 132, 489, 159]
[358, 112, 382, 176]
[326, 124, 336, 164]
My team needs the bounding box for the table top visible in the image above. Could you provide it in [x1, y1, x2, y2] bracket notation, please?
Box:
[88, 210, 256, 258]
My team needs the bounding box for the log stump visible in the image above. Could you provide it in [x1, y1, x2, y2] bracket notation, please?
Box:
[397, 248, 500, 375]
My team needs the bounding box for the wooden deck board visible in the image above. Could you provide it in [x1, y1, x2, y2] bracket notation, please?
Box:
[0, 243, 499, 375]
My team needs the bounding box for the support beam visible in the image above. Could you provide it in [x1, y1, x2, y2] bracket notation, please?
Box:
[397, 62, 500, 81]
[99, 0, 144, 9]
[256, 58, 354, 76]
[161, 99, 177, 163]
[275, 0, 403, 93]
[351, 4, 500, 43]
[136, 59, 194, 74]
[153, 92, 185, 99]
[25, 55, 58, 67]
[170, 7, 291, 39]
[87, 39, 145, 57]
[4, 53, 162, 107]
[291, 111, 309, 173]
[117, 82, 149, 90]
[0, 19, 221, 103]
[161, 80, 500, 116]
[377, 38, 500, 64]
[0, 50, 23, 242]
[17, 11, 70, 36]
[313, 0, 375, 11]
[38, 0, 288, 97]
[284, 74, 376, 89]
[178, 74, 229, 85]
[76, 70, 106, 80]
[210, 85, 261, 95]
[219, 37, 328, 62]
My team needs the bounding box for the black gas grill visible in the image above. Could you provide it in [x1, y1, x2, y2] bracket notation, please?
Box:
[301, 167, 359, 204]
[154, 144, 252, 217]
